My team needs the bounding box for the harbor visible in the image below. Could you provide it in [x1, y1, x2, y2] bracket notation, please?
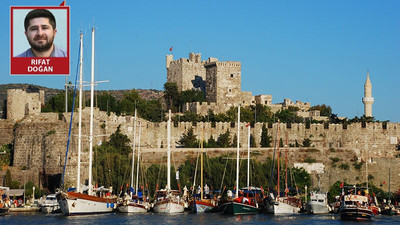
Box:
[2, 211, 400, 225]
[1, 0, 400, 224]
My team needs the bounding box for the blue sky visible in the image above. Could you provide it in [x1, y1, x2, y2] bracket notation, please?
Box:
[2, 0, 399, 122]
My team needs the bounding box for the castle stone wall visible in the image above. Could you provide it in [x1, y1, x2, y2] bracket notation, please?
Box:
[7, 89, 43, 121]
[2, 109, 399, 191]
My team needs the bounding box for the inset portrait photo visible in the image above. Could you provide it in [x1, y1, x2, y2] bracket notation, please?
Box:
[10, 6, 70, 75]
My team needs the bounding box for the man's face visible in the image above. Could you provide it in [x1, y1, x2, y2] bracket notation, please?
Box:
[25, 17, 57, 52]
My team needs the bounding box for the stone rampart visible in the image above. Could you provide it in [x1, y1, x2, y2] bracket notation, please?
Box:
[1, 110, 399, 192]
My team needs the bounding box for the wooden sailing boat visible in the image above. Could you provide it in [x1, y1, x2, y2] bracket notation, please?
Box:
[264, 121, 301, 214]
[57, 28, 116, 215]
[153, 110, 185, 213]
[221, 106, 260, 215]
[189, 129, 217, 213]
[118, 116, 150, 213]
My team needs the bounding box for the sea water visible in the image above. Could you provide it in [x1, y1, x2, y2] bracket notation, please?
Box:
[1, 212, 399, 224]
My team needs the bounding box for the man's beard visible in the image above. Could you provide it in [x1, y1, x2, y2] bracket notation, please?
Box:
[28, 36, 54, 52]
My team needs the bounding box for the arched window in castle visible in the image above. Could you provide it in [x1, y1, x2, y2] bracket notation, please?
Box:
[229, 89, 232, 92]
[230, 74, 234, 78]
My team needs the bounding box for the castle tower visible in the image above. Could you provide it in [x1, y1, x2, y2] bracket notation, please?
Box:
[166, 53, 206, 92]
[205, 61, 242, 104]
[362, 72, 374, 117]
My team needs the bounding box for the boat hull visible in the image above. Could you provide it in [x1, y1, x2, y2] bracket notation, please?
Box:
[40, 205, 61, 213]
[153, 200, 184, 213]
[306, 202, 330, 214]
[222, 202, 259, 215]
[340, 207, 373, 221]
[117, 203, 149, 213]
[274, 201, 300, 214]
[190, 200, 215, 213]
[57, 192, 116, 215]
[0, 207, 9, 216]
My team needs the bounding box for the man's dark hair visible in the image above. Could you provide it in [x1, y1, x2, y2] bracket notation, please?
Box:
[24, 9, 56, 31]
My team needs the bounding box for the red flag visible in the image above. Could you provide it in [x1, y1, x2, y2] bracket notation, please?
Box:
[169, 46, 173, 51]
[383, 181, 386, 184]
[340, 182, 344, 188]
[59, 1, 66, 6]
[246, 123, 251, 127]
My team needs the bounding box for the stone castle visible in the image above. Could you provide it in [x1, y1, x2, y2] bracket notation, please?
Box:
[167, 53, 323, 120]
[0, 54, 398, 192]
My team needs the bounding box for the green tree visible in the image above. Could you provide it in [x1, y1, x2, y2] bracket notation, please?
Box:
[179, 90, 205, 106]
[5, 169, 11, 187]
[93, 127, 132, 193]
[108, 125, 131, 154]
[179, 127, 198, 148]
[253, 104, 273, 123]
[96, 92, 117, 115]
[206, 135, 218, 148]
[42, 88, 77, 113]
[250, 134, 256, 147]
[231, 134, 238, 148]
[217, 130, 231, 147]
[303, 138, 312, 147]
[163, 82, 179, 112]
[310, 104, 332, 117]
[260, 124, 272, 147]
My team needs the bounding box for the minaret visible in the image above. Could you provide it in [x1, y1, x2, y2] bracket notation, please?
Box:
[362, 72, 374, 117]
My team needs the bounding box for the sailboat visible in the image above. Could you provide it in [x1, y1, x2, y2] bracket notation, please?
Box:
[152, 110, 185, 213]
[221, 106, 260, 215]
[189, 129, 218, 213]
[263, 121, 301, 214]
[118, 117, 151, 213]
[57, 28, 116, 215]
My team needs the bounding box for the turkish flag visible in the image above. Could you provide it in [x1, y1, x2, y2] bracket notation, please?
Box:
[169, 46, 173, 51]
[340, 182, 344, 188]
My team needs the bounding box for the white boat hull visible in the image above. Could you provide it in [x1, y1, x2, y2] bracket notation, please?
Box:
[153, 200, 184, 213]
[57, 192, 116, 215]
[117, 203, 149, 213]
[274, 201, 300, 214]
[40, 205, 60, 213]
[306, 201, 330, 214]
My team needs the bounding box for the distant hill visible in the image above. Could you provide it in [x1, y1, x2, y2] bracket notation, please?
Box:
[0, 83, 164, 118]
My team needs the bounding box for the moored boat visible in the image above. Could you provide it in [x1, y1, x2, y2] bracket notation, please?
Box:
[57, 28, 117, 216]
[339, 194, 373, 221]
[57, 190, 116, 215]
[40, 194, 60, 213]
[306, 192, 330, 214]
[221, 187, 262, 215]
[153, 190, 185, 213]
[152, 111, 185, 214]
[190, 198, 217, 213]
[117, 194, 150, 213]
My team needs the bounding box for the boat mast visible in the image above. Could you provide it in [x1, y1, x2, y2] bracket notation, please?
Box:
[77, 32, 83, 193]
[200, 128, 204, 200]
[235, 106, 240, 198]
[364, 137, 368, 194]
[167, 110, 171, 190]
[285, 132, 288, 197]
[88, 27, 95, 196]
[276, 120, 280, 199]
[247, 123, 250, 190]
[130, 108, 137, 196]
[135, 121, 142, 195]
